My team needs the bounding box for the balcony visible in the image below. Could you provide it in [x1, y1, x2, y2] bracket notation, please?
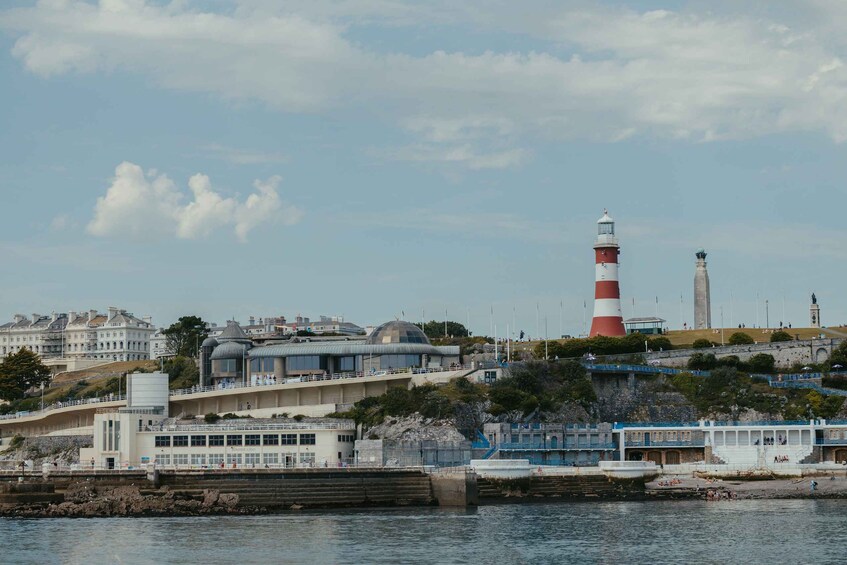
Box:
[624, 439, 705, 448]
[497, 442, 617, 451]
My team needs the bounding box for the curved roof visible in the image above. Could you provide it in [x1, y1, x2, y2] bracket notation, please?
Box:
[250, 342, 451, 358]
[217, 321, 251, 344]
[209, 341, 250, 360]
[597, 209, 614, 224]
[201, 336, 219, 348]
[366, 320, 430, 345]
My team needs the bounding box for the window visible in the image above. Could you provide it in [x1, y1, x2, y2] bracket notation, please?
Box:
[227, 435, 243, 446]
[250, 358, 275, 372]
[191, 454, 206, 466]
[338, 434, 354, 443]
[174, 454, 189, 466]
[245, 434, 261, 446]
[287, 355, 323, 371]
[263, 453, 279, 465]
[155, 436, 171, 447]
[299, 453, 315, 464]
[226, 453, 243, 465]
[157, 454, 171, 466]
[263, 434, 279, 446]
[378, 354, 420, 369]
[336, 356, 355, 372]
[209, 454, 224, 466]
[245, 453, 260, 466]
[281, 434, 297, 445]
[209, 435, 224, 446]
[191, 435, 207, 447]
[173, 435, 189, 447]
[219, 359, 237, 373]
[300, 434, 316, 445]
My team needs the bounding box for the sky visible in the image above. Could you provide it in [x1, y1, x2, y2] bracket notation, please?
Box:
[1, 0, 846, 338]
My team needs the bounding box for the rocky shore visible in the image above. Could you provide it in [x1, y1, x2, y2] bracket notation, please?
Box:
[0, 482, 261, 518]
[647, 476, 847, 500]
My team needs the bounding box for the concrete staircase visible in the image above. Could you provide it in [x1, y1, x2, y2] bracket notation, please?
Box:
[160, 470, 434, 508]
[712, 444, 814, 468]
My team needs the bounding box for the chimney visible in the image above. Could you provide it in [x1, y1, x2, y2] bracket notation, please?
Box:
[13, 314, 24, 323]
[108, 307, 118, 320]
[142, 316, 152, 325]
[88, 310, 97, 322]
[31, 313, 40, 324]
[68, 311, 77, 323]
[51, 311, 58, 323]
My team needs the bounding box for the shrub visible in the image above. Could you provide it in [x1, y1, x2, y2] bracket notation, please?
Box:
[687, 352, 718, 370]
[647, 337, 673, 351]
[692, 338, 713, 349]
[770, 331, 793, 343]
[747, 353, 776, 374]
[728, 332, 755, 345]
[716, 355, 742, 369]
[293, 414, 305, 421]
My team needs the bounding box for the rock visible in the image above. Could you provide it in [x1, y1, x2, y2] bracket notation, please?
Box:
[290, 503, 303, 510]
[202, 489, 220, 507]
[218, 493, 239, 508]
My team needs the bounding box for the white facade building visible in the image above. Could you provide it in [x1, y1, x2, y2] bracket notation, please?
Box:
[0, 313, 67, 359]
[95, 307, 155, 362]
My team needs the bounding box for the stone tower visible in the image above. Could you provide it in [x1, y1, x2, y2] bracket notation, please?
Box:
[694, 249, 712, 330]
[810, 293, 821, 329]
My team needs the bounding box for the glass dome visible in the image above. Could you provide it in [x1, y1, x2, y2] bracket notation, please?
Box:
[366, 321, 431, 345]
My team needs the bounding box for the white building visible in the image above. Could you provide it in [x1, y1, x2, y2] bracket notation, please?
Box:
[81, 371, 355, 469]
[95, 307, 155, 362]
[0, 313, 67, 358]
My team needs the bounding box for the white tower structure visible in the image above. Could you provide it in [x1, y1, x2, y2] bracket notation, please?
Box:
[694, 249, 712, 330]
[589, 210, 625, 337]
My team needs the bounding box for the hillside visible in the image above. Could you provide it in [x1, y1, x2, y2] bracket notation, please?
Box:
[52, 360, 158, 384]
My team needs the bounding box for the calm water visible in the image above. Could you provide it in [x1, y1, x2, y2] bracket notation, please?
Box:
[3, 500, 846, 564]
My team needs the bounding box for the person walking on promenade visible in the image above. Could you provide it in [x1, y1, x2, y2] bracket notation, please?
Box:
[810, 480, 818, 494]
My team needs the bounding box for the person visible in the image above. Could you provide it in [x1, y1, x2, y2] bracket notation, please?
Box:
[810, 480, 818, 493]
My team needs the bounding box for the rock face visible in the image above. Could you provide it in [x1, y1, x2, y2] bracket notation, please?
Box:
[368, 414, 466, 443]
[0, 435, 92, 467]
[0, 482, 250, 518]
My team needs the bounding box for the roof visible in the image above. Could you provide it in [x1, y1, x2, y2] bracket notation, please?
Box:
[366, 320, 430, 345]
[249, 342, 455, 358]
[623, 317, 667, 324]
[597, 209, 614, 223]
[217, 321, 251, 343]
[209, 341, 250, 360]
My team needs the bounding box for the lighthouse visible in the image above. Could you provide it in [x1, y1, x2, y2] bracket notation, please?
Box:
[589, 210, 626, 337]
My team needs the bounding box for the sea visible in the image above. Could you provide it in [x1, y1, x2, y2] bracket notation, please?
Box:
[3, 499, 845, 564]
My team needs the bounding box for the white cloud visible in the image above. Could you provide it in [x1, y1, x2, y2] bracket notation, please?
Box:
[201, 144, 288, 165]
[86, 161, 302, 242]
[6, 1, 847, 163]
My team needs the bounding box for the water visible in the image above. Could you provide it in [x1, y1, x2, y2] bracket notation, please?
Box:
[3, 500, 846, 564]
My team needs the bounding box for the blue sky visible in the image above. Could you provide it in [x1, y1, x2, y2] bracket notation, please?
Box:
[1, 0, 846, 337]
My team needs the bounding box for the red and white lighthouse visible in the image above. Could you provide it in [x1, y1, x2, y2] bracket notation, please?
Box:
[589, 209, 626, 337]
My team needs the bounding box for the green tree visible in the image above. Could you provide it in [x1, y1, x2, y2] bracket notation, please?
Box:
[728, 332, 755, 345]
[647, 336, 673, 351]
[0, 349, 52, 401]
[687, 352, 718, 371]
[747, 353, 776, 374]
[770, 331, 793, 343]
[418, 320, 469, 338]
[163, 315, 208, 357]
[163, 356, 200, 389]
[692, 338, 713, 349]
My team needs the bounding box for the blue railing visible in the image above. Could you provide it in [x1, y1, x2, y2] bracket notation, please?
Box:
[509, 423, 603, 431]
[471, 430, 490, 450]
[625, 440, 704, 447]
[584, 363, 710, 377]
[711, 420, 812, 426]
[770, 381, 847, 397]
[498, 442, 617, 451]
[481, 445, 498, 460]
[614, 421, 701, 429]
[816, 439, 847, 445]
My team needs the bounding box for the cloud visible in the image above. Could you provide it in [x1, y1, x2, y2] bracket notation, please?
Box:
[6, 1, 847, 160]
[86, 162, 302, 242]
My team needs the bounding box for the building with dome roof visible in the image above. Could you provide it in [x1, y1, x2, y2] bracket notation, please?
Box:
[201, 320, 460, 387]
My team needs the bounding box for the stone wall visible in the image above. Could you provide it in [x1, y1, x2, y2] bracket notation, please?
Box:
[644, 338, 842, 369]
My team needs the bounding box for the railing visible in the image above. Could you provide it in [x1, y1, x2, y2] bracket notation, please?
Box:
[769, 381, 847, 397]
[816, 438, 847, 445]
[614, 421, 701, 429]
[0, 394, 125, 421]
[509, 423, 606, 431]
[584, 363, 710, 377]
[624, 440, 704, 447]
[150, 421, 355, 432]
[497, 442, 617, 450]
[471, 430, 490, 450]
[169, 365, 473, 397]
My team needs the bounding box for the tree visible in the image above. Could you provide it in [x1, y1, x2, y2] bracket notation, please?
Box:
[770, 331, 793, 343]
[163, 316, 208, 357]
[0, 349, 52, 401]
[687, 352, 718, 371]
[418, 320, 469, 339]
[163, 356, 200, 389]
[693, 338, 714, 349]
[647, 337, 673, 351]
[728, 332, 755, 345]
[747, 353, 776, 374]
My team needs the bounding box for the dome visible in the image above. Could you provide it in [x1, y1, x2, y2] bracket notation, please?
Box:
[201, 336, 218, 348]
[366, 321, 430, 345]
[209, 341, 250, 360]
[217, 320, 250, 343]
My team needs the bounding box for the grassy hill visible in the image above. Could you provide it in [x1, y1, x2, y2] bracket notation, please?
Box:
[52, 360, 157, 384]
